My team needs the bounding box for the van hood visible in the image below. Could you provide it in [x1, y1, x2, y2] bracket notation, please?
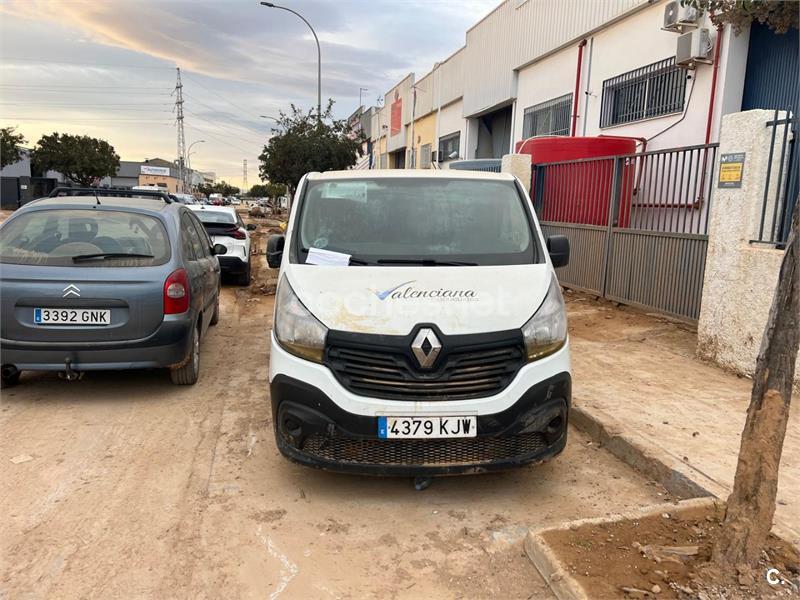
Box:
[285, 264, 552, 336]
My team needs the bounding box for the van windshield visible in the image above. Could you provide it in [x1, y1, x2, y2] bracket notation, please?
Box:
[296, 177, 539, 266]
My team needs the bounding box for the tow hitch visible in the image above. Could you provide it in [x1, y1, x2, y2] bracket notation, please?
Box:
[59, 358, 83, 381]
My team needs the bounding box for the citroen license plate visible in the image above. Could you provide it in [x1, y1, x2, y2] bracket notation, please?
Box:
[378, 416, 477, 439]
[34, 308, 110, 325]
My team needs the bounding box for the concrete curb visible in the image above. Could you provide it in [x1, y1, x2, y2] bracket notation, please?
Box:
[569, 402, 800, 546]
[524, 498, 721, 600]
[570, 403, 727, 500]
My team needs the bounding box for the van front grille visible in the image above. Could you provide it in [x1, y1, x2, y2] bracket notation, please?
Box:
[325, 333, 525, 401]
[301, 432, 548, 466]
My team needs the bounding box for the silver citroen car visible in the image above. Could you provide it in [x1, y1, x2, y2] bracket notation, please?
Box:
[0, 187, 226, 386]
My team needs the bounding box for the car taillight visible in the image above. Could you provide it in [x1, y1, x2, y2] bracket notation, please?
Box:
[227, 226, 246, 240]
[164, 268, 190, 314]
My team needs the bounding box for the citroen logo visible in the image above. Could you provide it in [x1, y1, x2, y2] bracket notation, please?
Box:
[62, 284, 80, 298]
[411, 328, 441, 369]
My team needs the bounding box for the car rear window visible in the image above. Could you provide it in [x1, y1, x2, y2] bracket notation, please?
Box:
[0, 209, 171, 267]
[194, 210, 235, 225]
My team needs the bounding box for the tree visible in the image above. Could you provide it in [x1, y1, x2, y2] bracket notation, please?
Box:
[682, 0, 798, 34]
[712, 205, 799, 569]
[31, 133, 120, 186]
[1, 127, 26, 169]
[197, 180, 240, 197]
[258, 100, 364, 191]
[249, 182, 287, 198]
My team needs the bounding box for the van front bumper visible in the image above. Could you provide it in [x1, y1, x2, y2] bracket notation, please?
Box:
[270, 372, 570, 476]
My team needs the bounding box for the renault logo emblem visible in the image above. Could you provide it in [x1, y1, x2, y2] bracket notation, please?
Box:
[62, 284, 81, 298]
[411, 328, 441, 369]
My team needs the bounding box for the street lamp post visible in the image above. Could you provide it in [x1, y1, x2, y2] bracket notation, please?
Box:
[186, 140, 205, 191]
[260, 2, 321, 122]
[260, 115, 280, 138]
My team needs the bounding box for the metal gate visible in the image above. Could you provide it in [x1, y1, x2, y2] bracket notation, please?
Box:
[533, 144, 718, 323]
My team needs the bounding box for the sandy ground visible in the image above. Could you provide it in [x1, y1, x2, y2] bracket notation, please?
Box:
[566, 291, 800, 543]
[0, 245, 672, 599]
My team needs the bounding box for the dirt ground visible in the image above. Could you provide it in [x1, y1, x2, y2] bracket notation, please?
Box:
[0, 237, 678, 599]
[544, 502, 800, 599]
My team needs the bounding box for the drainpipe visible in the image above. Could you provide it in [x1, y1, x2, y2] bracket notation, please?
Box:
[698, 24, 724, 203]
[704, 24, 724, 145]
[571, 39, 587, 136]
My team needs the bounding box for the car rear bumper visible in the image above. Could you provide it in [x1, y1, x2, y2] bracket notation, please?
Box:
[218, 255, 249, 274]
[269, 372, 570, 476]
[0, 313, 194, 371]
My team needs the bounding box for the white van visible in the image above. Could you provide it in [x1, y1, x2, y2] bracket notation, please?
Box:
[266, 170, 571, 476]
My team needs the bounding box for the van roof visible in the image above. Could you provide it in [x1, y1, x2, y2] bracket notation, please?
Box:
[306, 169, 515, 181]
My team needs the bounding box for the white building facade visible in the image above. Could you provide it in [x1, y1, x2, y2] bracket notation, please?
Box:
[360, 0, 796, 168]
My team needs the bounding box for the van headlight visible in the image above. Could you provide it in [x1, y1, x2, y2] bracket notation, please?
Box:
[521, 276, 567, 361]
[274, 277, 328, 363]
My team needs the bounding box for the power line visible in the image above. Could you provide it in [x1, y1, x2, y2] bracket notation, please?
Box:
[0, 101, 172, 106]
[0, 104, 173, 112]
[183, 108, 264, 144]
[1, 117, 174, 122]
[0, 88, 172, 95]
[0, 83, 170, 90]
[184, 123, 260, 155]
[1, 57, 174, 70]
[182, 73, 276, 120]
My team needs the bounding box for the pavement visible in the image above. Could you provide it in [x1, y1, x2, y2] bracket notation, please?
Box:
[0, 234, 672, 599]
[565, 291, 800, 546]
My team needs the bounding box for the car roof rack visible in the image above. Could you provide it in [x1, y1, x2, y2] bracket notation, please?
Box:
[48, 186, 173, 203]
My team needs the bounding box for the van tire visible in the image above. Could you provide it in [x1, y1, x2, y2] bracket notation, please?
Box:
[170, 325, 200, 385]
[210, 292, 220, 326]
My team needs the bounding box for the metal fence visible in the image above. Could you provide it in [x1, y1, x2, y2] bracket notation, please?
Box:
[752, 109, 798, 249]
[448, 159, 502, 172]
[534, 143, 719, 323]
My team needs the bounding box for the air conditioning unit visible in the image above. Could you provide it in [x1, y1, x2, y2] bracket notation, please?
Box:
[663, 0, 700, 32]
[676, 28, 713, 68]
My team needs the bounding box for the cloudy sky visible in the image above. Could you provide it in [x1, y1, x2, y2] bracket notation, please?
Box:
[0, 0, 496, 188]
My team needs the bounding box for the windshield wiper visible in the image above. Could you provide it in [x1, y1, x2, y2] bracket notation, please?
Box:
[376, 258, 478, 266]
[72, 252, 154, 262]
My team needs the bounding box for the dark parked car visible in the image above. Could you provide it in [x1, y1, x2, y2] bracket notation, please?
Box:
[0, 188, 227, 386]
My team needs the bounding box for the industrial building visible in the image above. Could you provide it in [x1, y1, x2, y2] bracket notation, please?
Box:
[359, 0, 798, 170]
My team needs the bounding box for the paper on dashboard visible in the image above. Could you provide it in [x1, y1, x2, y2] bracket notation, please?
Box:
[306, 247, 351, 266]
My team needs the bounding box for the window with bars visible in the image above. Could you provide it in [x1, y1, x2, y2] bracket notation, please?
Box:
[522, 93, 572, 137]
[438, 132, 460, 161]
[600, 57, 687, 127]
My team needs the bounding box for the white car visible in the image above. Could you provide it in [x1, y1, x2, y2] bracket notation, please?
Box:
[265, 170, 571, 476]
[188, 205, 253, 285]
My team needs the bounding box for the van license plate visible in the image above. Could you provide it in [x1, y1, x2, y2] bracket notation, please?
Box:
[34, 308, 110, 326]
[378, 416, 477, 439]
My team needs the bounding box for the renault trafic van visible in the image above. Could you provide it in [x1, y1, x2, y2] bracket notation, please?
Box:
[266, 170, 571, 476]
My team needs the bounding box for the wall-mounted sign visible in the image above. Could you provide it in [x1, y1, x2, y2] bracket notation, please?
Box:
[718, 152, 745, 188]
[141, 165, 170, 176]
[390, 90, 402, 137]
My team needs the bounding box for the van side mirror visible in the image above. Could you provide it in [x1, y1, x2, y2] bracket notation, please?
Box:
[547, 235, 570, 268]
[267, 234, 285, 269]
[246, 223, 257, 231]
[213, 243, 227, 255]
